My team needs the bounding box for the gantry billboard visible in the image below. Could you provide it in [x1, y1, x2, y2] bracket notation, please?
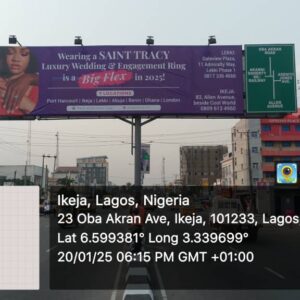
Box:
[0, 45, 244, 118]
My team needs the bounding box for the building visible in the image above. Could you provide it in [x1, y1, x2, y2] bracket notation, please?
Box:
[221, 152, 233, 186]
[52, 166, 79, 185]
[77, 156, 108, 186]
[0, 165, 47, 187]
[260, 109, 300, 184]
[180, 145, 228, 186]
[231, 119, 262, 186]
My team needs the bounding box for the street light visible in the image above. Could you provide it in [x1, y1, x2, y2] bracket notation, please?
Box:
[8, 35, 22, 46]
[208, 35, 216, 45]
[74, 36, 83, 45]
[146, 36, 154, 45]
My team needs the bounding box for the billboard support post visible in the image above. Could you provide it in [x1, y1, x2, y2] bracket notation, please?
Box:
[118, 117, 157, 186]
[134, 117, 142, 186]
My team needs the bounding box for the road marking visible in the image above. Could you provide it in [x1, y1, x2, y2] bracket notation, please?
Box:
[46, 245, 58, 253]
[110, 261, 123, 300]
[153, 261, 168, 300]
[264, 267, 285, 280]
[122, 283, 154, 300]
[126, 267, 150, 282]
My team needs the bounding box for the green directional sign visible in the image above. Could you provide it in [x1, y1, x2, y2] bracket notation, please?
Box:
[245, 44, 297, 113]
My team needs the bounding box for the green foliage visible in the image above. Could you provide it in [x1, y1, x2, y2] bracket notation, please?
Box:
[56, 176, 75, 187]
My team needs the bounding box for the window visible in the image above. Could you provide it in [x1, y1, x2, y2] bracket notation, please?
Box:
[240, 148, 243, 154]
[252, 147, 258, 153]
[241, 163, 243, 169]
[282, 141, 291, 147]
[264, 156, 273, 162]
[295, 124, 300, 131]
[282, 125, 290, 132]
[282, 156, 292, 161]
[265, 172, 274, 178]
[262, 125, 271, 132]
[251, 131, 258, 138]
[295, 141, 300, 147]
[252, 163, 259, 169]
[264, 141, 274, 147]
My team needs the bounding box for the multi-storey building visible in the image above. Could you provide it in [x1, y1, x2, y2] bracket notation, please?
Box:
[52, 166, 79, 185]
[77, 156, 108, 186]
[0, 165, 47, 187]
[231, 119, 263, 186]
[260, 109, 300, 184]
[180, 145, 228, 186]
[221, 152, 233, 186]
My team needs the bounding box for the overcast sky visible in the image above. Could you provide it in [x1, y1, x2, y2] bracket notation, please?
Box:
[0, 0, 299, 185]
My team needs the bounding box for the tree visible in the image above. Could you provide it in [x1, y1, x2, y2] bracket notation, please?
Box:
[56, 176, 75, 186]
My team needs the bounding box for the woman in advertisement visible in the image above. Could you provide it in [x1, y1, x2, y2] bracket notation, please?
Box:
[0, 47, 39, 116]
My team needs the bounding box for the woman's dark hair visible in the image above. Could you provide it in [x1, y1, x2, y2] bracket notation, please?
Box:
[0, 47, 38, 77]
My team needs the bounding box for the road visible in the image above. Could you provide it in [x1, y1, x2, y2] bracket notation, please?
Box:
[0, 212, 300, 299]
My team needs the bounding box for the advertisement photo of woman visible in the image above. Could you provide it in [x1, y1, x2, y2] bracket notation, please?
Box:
[0, 46, 39, 116]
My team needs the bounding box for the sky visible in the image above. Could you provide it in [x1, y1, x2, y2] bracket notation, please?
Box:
[0, 0, 299, 185]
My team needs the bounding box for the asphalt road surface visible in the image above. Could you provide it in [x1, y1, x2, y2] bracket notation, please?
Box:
[0, 213, 300, 300]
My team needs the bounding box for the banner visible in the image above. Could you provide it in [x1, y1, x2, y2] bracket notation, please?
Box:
[141, 143, 150, 174]
[0, 46, 243, 118]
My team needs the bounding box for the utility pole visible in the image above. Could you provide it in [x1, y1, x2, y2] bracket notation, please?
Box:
[41, 154, 56, 198]
[162, 157, 166, 186]
[25, 121, 31, 186]
[27, 121, 31, 166]
[54, 132, 59, 172]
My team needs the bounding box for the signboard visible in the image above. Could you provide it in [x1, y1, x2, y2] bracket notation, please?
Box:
[245, 44, 297, 113]
[141, 144, 150, 174]
[0, 46, 243, 118]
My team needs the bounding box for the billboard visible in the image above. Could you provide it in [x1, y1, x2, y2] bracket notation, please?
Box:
[245, 44, 297, 113]
[0, 46, 243, 118]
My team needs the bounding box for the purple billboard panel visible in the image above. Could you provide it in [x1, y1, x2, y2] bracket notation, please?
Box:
[0, 46, 243, 118]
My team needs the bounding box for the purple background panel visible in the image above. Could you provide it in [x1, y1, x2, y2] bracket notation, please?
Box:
[0, 46, 244, 118]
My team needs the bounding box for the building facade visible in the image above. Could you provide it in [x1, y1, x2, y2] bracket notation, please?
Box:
[231, 119, 263, 186]
[180, 145, 228, 186]
[52, 166, 79, 185]
[77, 156, 108, 186]
[0, 165, 47, 187]
[260, 110, 300, 184]
[221, 152, 233, 186]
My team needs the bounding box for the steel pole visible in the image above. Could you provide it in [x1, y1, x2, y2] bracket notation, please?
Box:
[134, 117, 142, 186]
[41, 155, 45, 194]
